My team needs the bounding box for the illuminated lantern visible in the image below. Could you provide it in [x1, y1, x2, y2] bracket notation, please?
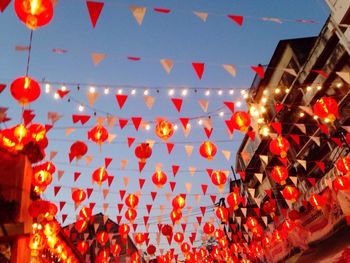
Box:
[97, 249, 109, 261]
[218, 237, 228, 248]
[262, 199, 277, 217]
[28, 123, 46, 143]
[77, 241, 89, 254]
[10, 76, 41, 105]
[125, 194, 139, 208]
[170, 209, 182, 224]
[211, 170, 227, 189]
[214, 229, 224, 240]
[32, 166, 52, 188]
[118, 223, 130, 237]
[199, 141, 217, 160]
[272, 229, 283, 242]
[155, 119, 174, 141]
[203, 222, 215, 235]
[309, 193, 325, 209]
[198, 247, 208, 259]
[134, 233, 145, 245]
[335, 157, 350, 175]
[131, 252, 141, 261]
[96, 231, 109, 245]
[216, 206, 228, 222]
[41, 161, 55, 174]
[134, 143, 152, 163]
[69, 141, 88, 161]
[230, 243, 241, 255]
[161, 224, 173, 237]
[262, 236, 271, 248]
[0, 128, 17, 150]
[147, 245, 156, 256]
[269, 136, 290, 158]
[246, 217, 259, 230]
[125, 208, 137, 222]
[43, 221, 60, 236]
[282, 219, 295, 232]
[152, 170, 167, 188]
[12, 124, 30, 150]
[71, 189, 86, 204]
[313, 97, 339, 122]
[231, 111, 251, 132]
[181, 242, 191, 254]
[226, 191, 242, 210]
[74, 219, 88, 233]
[29, 232, 46, 256]
[172, 195, 186, 210]
[110, 244, 121, 256]
[79, 206, 92, 220]
[88, 125, 109, 145]
[271, 166, 288, 185]
[282, 185, 300, 202]
[186, 252, 198, 262]
[14, 0, 54, 29]
[333, 176, 350, 192]
[165, 250, 174, 261]
[174, 232, 184, 243]
[92, 167, 108, 185]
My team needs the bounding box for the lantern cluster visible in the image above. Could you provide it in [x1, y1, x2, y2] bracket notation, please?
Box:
[313, 97, 339, 122]
[155, 119, 174, 141]
[170, 194, 186, 224]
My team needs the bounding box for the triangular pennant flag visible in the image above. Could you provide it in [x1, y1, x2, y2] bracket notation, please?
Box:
[119, 190, 126, 200]
[289, 134, 300, 145]
[107, 133, 116, 143]
[0, 0, 11, 13]
[259, 155, 268, 165]
[153, 8, 171, 14]
[107, 176, 114, 187]
[169, 181, 176, 192]
[118, 118, 128, 130]
[290, 176, 298, 186]
[184, 145, 194, 157]
[336, 72, 350, 84]
[238, 171, 246, 181]
[224, 101, 235, 113]
[255, 173, 263, 183]
[91, 53, 105, 65]
[251, 65, 265, 78]
[275, 103, 284, 114]
[22, 110, 35, 125]
[241, 208, 247, 217]
[123, 176, 129, 187]
[312, 69, 329, 78]
[171, 98, 183, 112]
[115, 95, 128, 109]
[129, 5, 147, 26]
[62, 214, 67, 224]
[172, 165, 179, 177]
[185, 183, 192, 193]
[262, 216, 268, 226]
[225, 119, 235, 134]
[195, 195, 201, 204]
[54, 186, 61, 196]
[342, 126, 350, 133]
[271, 122, 282, 134]
[307, 178, 316, 186]
[283, 68, 298, 77]
[265, 189, 272, 199]
[179, 118, 189, 130]
[193, 11, 208, 22]
[222, 150, 231, 161]
[165, 192, 172, 202]
[86, 1, 104, 28]
[0, 84, 6, 94]
[228, 15, 244, 26]
[50, 151, 57, 160]
[74, 172, 81, 182]
[151, 192, 157, 201]
[104, 158, 112, 168]
[57, 170, 64, 181]
[106, 115, 117, 129]
[144, 95, 155, 109]
[331, 137, 343, 147]
[192, 62, 205, 80]
[121, 159, 128, 170]
[189, 166, 196, 176]
[86, 188, 93, 198]
[59, 202, 66, 212]
[102, 189, 109, 199]
[297, 159, 307, 170]
[198, 99, 209, 112]
[160, 59, 174, 74]
[131, 117, 142, 130]
[87, 90, 99, 106]
[248, 188, 255, 198]
[247, 131, 255, 141]
[146, 204, 152, 214]
[166, 143, 174, 154]
[222, 64, 236, 77]
[210, 195, 217, 204]
[315, 161, 325, 173]
[311, 136, 321, 146]
[318, 124, 329, 136]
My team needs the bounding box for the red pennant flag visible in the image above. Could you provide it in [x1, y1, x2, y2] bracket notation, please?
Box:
[204, 127, 213, 139]
[119, 118, 128, 129]
[105, 158, 112, 168]
[45, 124, 53, 132]
[89, 202, 96, 210]
[308, 178, 316, 186]
[192, 62, 205, 80]
[265, 190, 273, 199]
[131, 117, 142, 130]
[74, 172, 81, 182]
[206, 168, 213, 178]
[247, 131, 255, 141]
[62, 214, 67, 223]
[181, 223, 187, 232]
[331, 137, 343, 147]
[86, 1, 104, 28]
[23, 110, 35, 125]
[106, 222, 113, 232]
[179, 117, 189, 129]
[289, 134, 300, 145]
[72, 114, 90, 125]
[278, 157, 288, 166]
[210, 195, 217, 204]
[107, 176, 114, 187]
[196, 216, 202, 225]
[132, 224, 138, 231]
[200, 206, 206, 216]
[312, 69, 329, 78]
[157, 224, 163, 232]
[59, 201, 66, 211]
[171, 98, 183, 112]
[224, 101, 235, 113]
[180, 193, 186, 200]
[153, 7, 171, 13]
[117, 203, 123, 213]
[139, 178, 146, 189]
[275, 103, 284, 114]
[253, 207, 260, 216]
[318, 124, 329, 136]
[151, 192, 157, 201]
[87, 188, 93, 198]
[139, 161, 146, 172]
[228, 14, 244, 26]
[238, 172, 246, 181]
[54, 186, 61, 196]
[143, 216, 149, 225]
[201, 184, 208, 195]
[225, 119, 235, 134]
[315, 161, 325, 173]
[0, 84, 6, 93]
[271, 122, 282, 134]
[172, 165, 180, 177]
[169, 181, 176, 192]
[146, 204, 152, 214]
[127, 137, 135, 148]
[119, 190, 126, 200]
[57, 89, 70, 98]
[166, 143, 174, 154]
[115, 94, 128, 109]
[0, 0, 11, 13]
[251, 65, 265, 78]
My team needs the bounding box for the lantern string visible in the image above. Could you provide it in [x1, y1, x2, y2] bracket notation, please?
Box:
[25, 30, 34, 77]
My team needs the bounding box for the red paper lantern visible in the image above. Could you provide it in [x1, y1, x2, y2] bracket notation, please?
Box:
[181, 242, 191, 254]
[271, 166, 288, 185]
[218, 237, 228, 248]
[199, 141, 217, 160]
[282, 185, 300, 202]
[43, 221, 60, 236]
[134, 143, 152, 163]
[28, 123, 46, 143]
[118, 223, 130, 236]
[10, 76, 41, 105]
[230, 243, 241, 254]
[97, 249, 109, 261]
[333, 176, 350, 192]
[75, 219, 88, 233]
[32, 167, 52, 188]
[170, 209, 182, 224]
[262, 236, 271, 248]
[152, 170, 167, 188]
[161, 224, 173, 237]
[214, 229, 224, 240]
[88, 125, 109, 145]
[186, 252, 198, 262]
[309, 193, 325, 209]
[110, 244, 121, 256]
[69, 141, 88, 161]
[216, 206, 228, 222]
[203, 222, 215, 235]
[198, 247, 208, 259]
[147, 245, 156, 256]
[134, 233, 146, 245]
[155, 119, 174, 141]
[77, 241, 88, 254]
[336, 157, 350, 175]
[92, 167, 108, 185]
[269, 136, 290, 158]
[96, 231, 109, 245]
[226, 191, 242, 210]
[282, 219, 295, 232]
[272, 229, 284, 242]
[246, 217, 259, 230]
[211, 170, 227, 188]
[231, 111, 251, 132]
[174, 232, 184, 243]
[172, 195, 186, 210]
[125, 208, 137, 222]
[71, 189, 86, 204]
[125, 194, 139, 208]
[262, 199, 277, 216]
[313, 97, 339, 122]
[14, 0, 54, 30]
[29, 232, 46, 255]
[79, 206, 92, 220]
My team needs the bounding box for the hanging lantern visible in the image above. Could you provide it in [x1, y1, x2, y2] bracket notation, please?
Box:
[77, 241, 89, 254]
[43, 221, 60, 236]
[125, 194, 139, 208]
[199, 141, 217, 160]
[125, 208, 137, 222]
[32, 165, 52, 188]
[97, 249, 109, 261]
[215, 206, 228, 223]
[155, 119, 174, 141]
[134, 233, 146, 245]
[161, 224, 173, 237]
[110, 244, 121, 256]
[71, 189, 86, 204]
[211, 170, 227, 189]
[272, 229, 284, 242]
[40, 161, 55, 174]
[10, 76, 41, 105]
[218, 237, 228, 248]
[174, 232, 184, 243]
[282, 185, 300, 202]
[198, 248, 208, 259]
[14, 0, 54, 30]
[181, 242, 191, 254]
[333, 176, 350, 192]
[152, 170, 167, 188]
[131, 252, 141, 261]
[313, 97, 339, 122]
[170, 209, 182, 224]
[231, 111, 251, 132]
[335, 157, 350, 176]
[28, 199, 57, 219]
[203, 222, 215, 235]
[92, 167, 108, 185]
[96, 231, 109, 245]
[214, 229, 224, 240]
[269, 136, 290, 158]
[309, 193, 325, 209]
[147, 245, 156, 256]
[28, 123, 46, 143]
[69, 141, 88, 161]
[282, 219, 295, 232]
[118, 223, 130, 237]
[172, 195, 186, 210]
[226, 191, 242, 210]
[29, 232, 46, 256]
[262, 199, 277, 217]
[230, 243, 241, 255]
[165, 250, 174, 261]
[88, 125, 109, 145]
[134, 143, 152, 163]
[74, 219, 88, 233]
[271, 166, 289, 185]
[79, 206, 92, 220]
[261, 236, 271, 248]
[185, 252, 198, 262]
[246, 217, 259, 230]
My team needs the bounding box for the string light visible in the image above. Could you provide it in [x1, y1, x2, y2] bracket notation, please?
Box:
[131, 89, 136, 95]
[229, 89, 234, 95]
[316, 85, 322, 91]
[78, 105, 85, 112]
[217, 90, 223, 95]
[336, 82, 342, 88]
[219, 111, 224, 117]
[61, 85, 67, 91]
[198, 119, 203, 125]
[249, 106, 259, 117]
[168, 89, 174, 96]
[205, 90, 210, 96]
[285, 88, 290, 93]
[257, 118, 264, 124]
[306, 86, 312, 91]
[145, 124, 151, 130]
[144, 89, 149, 95]
[118, 89, 123, 95]
[54, 93, 60, 100]
[261, 97, 267, 104]
[182, 89, 188, 96]
[104, 88, 110, 95]
[260, 125, 270, 137]
[263, 90, 268, 95]
[313, 115, 318, 120]
[45, 84, 50, 93]
[243, 93, 249, 99]
[89, 86, 95, 93]
[173, 124, 178, 131]
[299, 112, 305, 117]
[236, 101, 242, 108]
[275, 88, 281, 94]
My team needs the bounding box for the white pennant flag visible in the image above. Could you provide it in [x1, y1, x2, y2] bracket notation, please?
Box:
[297, 159, 307, 170]
[160, 59, 174, 74]
[129, 6, 147, 26]
[311, 136, 320, 146]
[295, 123, 306, 134]
[336, 71, 350, 84]
[255, 173, 263, 183]
[193, 11, 208, 22]
[222, 64, 237, 77]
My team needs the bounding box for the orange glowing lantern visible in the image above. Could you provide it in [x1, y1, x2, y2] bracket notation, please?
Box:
[79, 206, 92, 220]
[96, 231, 109, 245]
[309, 193, 325, 209]
[199, 141, 217, 160]
[214, 229, 224, 240]
[269, 136, 290, 158]
[32, 166, 52, 188]
[313, 97, 339, 122]
[10, 76, 41, 105]
[92, 167, 108, 185]
[97, 249, 109, 261]
[333, 176, 350, 192]
[43, 221, 60, 236]
[88, 125, 109, 145]
[28, 123, 46, 143]
[246, 217, 259, 230]
[203, 222, 215, 235]
[147, 245, 156, 256]
[125, 208, 137, 222]
[336, 157, 350, 176]
[186, 252, 198, 262]
[211, 170, 227, 189]
[29, 232, 46, 256]
[282, 219, 295, 232]
[71, 189, 86, 204]
[152, 170, 167, 188]
[198, 247, 208, 259]
[272, 229, 284, 242]
[11, 124, 30, 150]
[74, 219, 88, 233]
[118, 223, 130, 237]
[218, 237, 228, 248]
[135, 143, 152, 163]
[231, 111, 251, 132]
[170, 209, 182, 224]
[174, 232, 184, 243]
[110, 244, 121, 256]
[181, 242, 191, 254]
[282, 185, 300, 202]
[172, 195, 186, 210]
[216, 206, 228, 222]
[125, 194, 139, 208]
[155, 119, 174, 141]
[230, 243, 241, 255]
[134, 233, 146, 245]
[14, 0, 54, 30]
[262, 199, 277, 217]
[132, 252, 141, 261]
[271, 166, 289, 185]
[69, 141, 88, 161]
[161, 224, 173, 237]
[226, 191, 242, 210]
[77, 241, 88, 254]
